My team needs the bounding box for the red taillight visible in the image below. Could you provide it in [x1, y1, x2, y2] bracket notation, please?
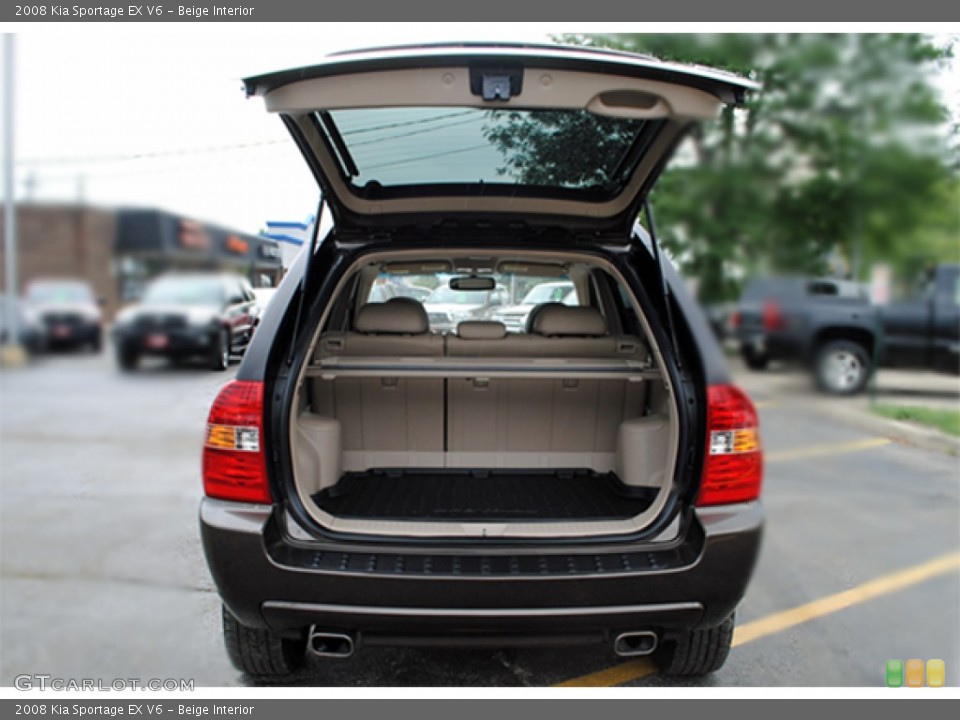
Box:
[697, 384, 763, 507]
[202, 380, 272, 504]
[762, 300, 784, 331]
[730, 310, 741, 329]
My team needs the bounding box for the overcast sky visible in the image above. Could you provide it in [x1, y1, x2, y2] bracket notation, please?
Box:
[2, 24, 957, 236]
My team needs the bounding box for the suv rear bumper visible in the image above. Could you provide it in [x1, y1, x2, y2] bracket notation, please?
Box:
[200, 499, 763, 647]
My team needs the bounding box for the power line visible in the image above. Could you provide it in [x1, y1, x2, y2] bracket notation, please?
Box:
[348, 114, 485, 149]
[18, 111, 487, 167]
[363, 143, 494, 172]
[17, 138, 290, 167]
[339, 109, 478, 136]
[17, 109, 501, 172]
[19, 148, 297, 183]
[17, 111, 501, 180]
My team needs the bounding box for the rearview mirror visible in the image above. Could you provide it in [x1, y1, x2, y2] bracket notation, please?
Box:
[449, 276, 495, 291]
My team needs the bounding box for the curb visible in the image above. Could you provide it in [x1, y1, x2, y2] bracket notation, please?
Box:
[0, 344, 29, 368]
[731, 359, 959, 457]
[804, 399, 960, 457]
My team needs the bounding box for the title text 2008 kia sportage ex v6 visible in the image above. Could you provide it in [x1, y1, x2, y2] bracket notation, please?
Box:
[200, 44, 764, 679]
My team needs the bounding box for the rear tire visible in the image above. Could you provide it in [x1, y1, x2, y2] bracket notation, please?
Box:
[210, 328, 230, 371]
[117, 342, 139, 372]
[814, 339, 871, 395]
[222, 605, 305, 678]
[653, 613, 735, 676]
[742, 346, 769, 371]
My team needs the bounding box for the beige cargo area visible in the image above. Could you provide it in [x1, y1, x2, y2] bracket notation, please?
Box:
[288, 252, 679, 539]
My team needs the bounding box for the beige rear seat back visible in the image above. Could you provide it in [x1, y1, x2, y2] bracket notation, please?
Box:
[446, 307, 647, 471]
[317, 300, 444, 359]
[529, 304, 647, 359]
[447, 308, 647, 360]
[313, 301, 444, 473]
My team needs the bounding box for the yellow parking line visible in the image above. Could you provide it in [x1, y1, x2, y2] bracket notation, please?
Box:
[554, 659, 657, 687]
[732, 551, 960, 646]
[554, 551, 960, 687]
[766, 437, 890, 464]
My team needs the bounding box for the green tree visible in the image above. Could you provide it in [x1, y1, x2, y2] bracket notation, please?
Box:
[483, 110, 640, 187]
[551, 33, 957, 301]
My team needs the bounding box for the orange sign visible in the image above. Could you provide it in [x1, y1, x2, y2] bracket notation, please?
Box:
[226, 235, 250, 254]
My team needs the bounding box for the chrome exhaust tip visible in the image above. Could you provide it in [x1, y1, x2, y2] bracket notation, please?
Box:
[613, 631, 658, 657]
[307, 628, 355, 658]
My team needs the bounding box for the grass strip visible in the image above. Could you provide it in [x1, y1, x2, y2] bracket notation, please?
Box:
[871, 404, 960, 437]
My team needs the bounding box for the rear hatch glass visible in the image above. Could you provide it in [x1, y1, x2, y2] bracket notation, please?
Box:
[327, 107, 654, 201]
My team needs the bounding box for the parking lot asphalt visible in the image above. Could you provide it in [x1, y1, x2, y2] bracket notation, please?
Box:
[730, 354, 960, 456]
[0, 349, 957, 688]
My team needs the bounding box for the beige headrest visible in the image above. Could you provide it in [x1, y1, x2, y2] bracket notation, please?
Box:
[456, 321, 507, 340]
[356, 301, 429, 335]
[532, 305, 607, 337]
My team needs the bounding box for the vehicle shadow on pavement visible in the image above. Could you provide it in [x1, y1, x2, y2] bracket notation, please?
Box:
[235, 645, 719, 687]
[115, 357, 237, 376]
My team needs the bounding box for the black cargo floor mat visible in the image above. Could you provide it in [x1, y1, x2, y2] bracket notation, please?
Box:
[313, 469, 656, 521]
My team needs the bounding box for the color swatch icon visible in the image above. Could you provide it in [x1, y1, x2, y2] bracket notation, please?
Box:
[905, 659, 924, 687]
[927, 659, 945, 688]
[886, 659, 946, 687]
[886, 659, 903, 687]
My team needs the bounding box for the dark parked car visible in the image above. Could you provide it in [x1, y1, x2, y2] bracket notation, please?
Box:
[0, 295, 47, 355]
[112, 273, 257, 371]
[732, 268, 958, 394]
[24, 278, 103, 352]
[201, 44, 764, 679]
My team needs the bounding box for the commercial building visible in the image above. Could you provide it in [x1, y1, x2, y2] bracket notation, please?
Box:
[114, 208, 282, 303]
[0, 203, 281, 320]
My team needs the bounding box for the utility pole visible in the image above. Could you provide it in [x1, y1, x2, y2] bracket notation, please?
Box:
[2, 33, 25, 365]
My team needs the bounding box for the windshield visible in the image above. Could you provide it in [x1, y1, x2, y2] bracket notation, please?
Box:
[427, 286, 485, 305]
[26, 282, 93, 304]
[365, 269, 575, 332]
[142, 277, 224, 306]
[521, 283, 574, 304]
[323, 108, 652, 196]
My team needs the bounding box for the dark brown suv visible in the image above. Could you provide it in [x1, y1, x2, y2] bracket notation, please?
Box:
[200, 44, 764, 679]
